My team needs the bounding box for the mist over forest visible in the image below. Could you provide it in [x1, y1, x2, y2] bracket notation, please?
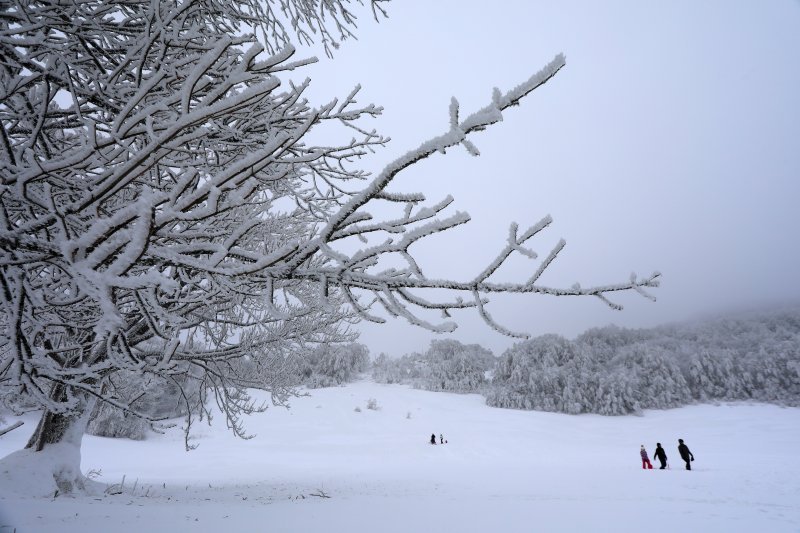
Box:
[78, 304, 800, 443]
[372, 305, 800, 415]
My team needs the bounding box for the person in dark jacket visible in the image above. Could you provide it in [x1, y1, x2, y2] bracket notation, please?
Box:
[678, 438, 694, 470]
[654, 443, 668, 469]
[430, 433, 436, 445]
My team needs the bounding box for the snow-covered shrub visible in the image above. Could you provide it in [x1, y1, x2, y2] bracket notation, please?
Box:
[86, 372, 198, 440]
[366, 398, 379, 410]
[87, 406, 149, 440]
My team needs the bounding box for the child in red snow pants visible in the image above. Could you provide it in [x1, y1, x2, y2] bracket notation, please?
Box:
[640, 446, 653, 469]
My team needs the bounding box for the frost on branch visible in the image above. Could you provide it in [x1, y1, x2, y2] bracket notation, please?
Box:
[0, 0, 657, 492]
[284, 52, 659, 338]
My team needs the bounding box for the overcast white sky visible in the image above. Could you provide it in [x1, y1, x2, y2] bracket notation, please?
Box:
[299, 0, 800, 356]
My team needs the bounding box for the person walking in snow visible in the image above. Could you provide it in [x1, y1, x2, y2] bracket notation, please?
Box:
[678, 439, 694, 470]
[440, 434, 444, 444]
[640, 445, 653, 469]
[654, 443, 668, 469]
[430, 433, 436, 445]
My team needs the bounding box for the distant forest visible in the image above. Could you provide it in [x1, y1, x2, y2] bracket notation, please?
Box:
[82, 307, 800, 439]
[373, 307, 800, 415]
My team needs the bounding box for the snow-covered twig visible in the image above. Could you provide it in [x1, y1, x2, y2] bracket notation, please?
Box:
[0, 421, 24, 437]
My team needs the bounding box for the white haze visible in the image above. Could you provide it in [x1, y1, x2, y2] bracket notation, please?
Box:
[299, 0, 800, 356]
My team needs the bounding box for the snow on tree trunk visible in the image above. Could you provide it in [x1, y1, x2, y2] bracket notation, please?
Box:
[0, 387, 96, 497]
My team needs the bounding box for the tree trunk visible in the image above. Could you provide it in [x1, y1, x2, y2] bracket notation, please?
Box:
[25, 384, 85, 450]
[20, 384, 95, 494]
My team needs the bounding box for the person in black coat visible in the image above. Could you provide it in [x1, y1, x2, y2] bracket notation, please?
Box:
[678, 438, 694, 470]
[430, 433, 436, 445]
[653, 442, 668, 469]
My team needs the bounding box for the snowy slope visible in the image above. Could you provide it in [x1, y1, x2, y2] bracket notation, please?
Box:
[1, 380, 799, 532]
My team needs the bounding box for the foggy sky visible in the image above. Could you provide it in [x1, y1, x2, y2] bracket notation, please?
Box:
[301, 0, 800, 356]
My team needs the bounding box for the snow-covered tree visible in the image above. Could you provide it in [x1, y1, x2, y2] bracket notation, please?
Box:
[488, 334, 589, 413]
[0, 0, 660, 494]
[609, 343, 690, 410]
[371, 351, 426, 385]
[485, 309, 800, 416]
[370, 340, 495, 392]
[415, 339, 495, 393]
[296, 342, 369, 388]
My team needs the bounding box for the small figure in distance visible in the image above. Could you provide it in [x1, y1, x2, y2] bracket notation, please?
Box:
[430, 433, 436, 445]
[640, 445, 653, 469]
[440, 434, 444, 444]
[678, 439, 694, 470]
[654, 442, 668, 470]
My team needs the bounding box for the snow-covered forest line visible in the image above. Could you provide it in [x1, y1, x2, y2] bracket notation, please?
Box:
[32, 306, 800, 443]
[373, 307, 800, 415]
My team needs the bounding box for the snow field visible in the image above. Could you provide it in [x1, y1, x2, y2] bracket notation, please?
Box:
[1, 380, 799, 532]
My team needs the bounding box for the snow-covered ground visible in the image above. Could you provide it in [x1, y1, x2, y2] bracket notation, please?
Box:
[1, 381, 799, 532]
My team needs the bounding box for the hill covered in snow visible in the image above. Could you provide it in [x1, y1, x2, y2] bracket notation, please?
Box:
[1, 380, 798, 532]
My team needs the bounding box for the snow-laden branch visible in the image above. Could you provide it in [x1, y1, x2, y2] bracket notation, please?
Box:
[272, 53, 658, 338]
[0, 421, 24, 437]
[306, 53, 566, 257]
